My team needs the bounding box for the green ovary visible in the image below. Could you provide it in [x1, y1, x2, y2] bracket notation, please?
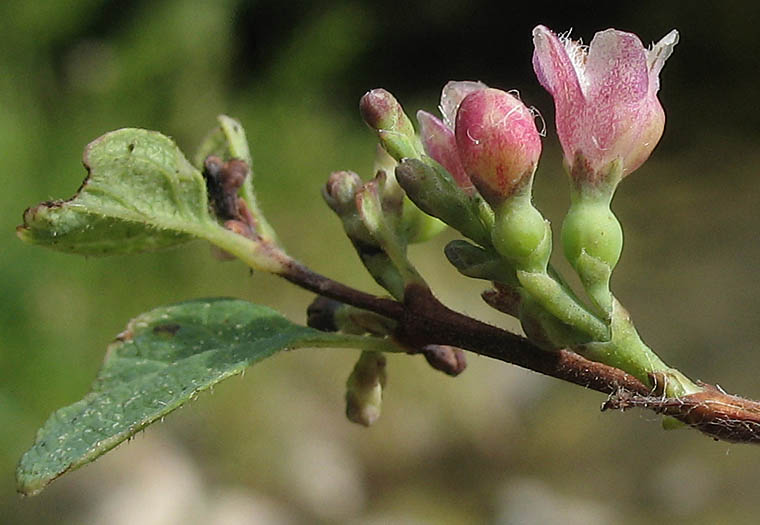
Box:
[562, 202, 622, 270]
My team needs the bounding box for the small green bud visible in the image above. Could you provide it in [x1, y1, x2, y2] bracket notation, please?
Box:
[345, 351, 387, 427]
[322, 171, 406, 299]
[491, 198, 550, 272]
[356, 174, 427, 296]
[356, 174, 398, 234]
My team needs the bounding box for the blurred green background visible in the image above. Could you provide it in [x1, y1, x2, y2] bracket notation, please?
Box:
[3, 1, 760, 523]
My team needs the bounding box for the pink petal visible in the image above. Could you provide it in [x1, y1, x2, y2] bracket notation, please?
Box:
[439, 81, 487, 129]
[585, 29, 649, 104]
[532, 26, 586, 165]
[531, 26, 584, 107]
[417, 110, 473, 191]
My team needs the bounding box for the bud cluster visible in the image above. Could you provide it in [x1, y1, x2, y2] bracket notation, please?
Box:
[319, 24, 683, 424]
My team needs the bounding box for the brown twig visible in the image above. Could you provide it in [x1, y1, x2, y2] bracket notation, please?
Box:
[278, 260, 760, 444]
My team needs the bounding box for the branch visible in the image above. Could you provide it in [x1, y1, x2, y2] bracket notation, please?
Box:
[279, 259, 760, 444]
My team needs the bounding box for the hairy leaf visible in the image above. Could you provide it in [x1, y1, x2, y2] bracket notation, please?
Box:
[17, 298, 391, 495]
[17, 128, 216, 255]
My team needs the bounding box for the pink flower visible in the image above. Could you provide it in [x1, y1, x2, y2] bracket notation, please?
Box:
[455, 88, 543, 205]
[532, 25, 679, 179]
[417, 81, 486, 193]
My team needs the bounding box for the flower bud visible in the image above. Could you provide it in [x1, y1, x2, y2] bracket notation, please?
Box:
[345, 351, 387, 427]
[419, 345, 467, 377]
[360, 89, 420, 160]
[323, 170, 363, 216]
[415, 81, 487, 193]
[360, 89, 416, 136]
[454, 88, 542, 206]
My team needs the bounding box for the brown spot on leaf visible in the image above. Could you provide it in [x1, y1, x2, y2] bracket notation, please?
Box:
[153, 323, 181, 337]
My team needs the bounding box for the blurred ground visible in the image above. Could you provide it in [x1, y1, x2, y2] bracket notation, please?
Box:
[2, 1, 760, 523]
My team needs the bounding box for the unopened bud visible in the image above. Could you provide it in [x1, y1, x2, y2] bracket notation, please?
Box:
[455, 88, 542, 206]
[360, 89, 421, 160]
[420, 345, 467, 376]
[323, 170, 363, 216]
[345, 351, 387, 427]
[360, 89, 415, 136]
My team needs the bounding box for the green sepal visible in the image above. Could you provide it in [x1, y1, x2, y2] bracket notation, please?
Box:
[377, 130, 422, 161]
[356, 173, 427, 293]
[396, 158, 492, 247]
[573, 250, 613, 314]
[444, 240, 517, 286]
[519, 292, 592, 351]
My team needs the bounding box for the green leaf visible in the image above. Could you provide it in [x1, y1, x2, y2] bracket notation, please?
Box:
[18, 128, 215, 255]
[194, 114, 253, 168]
[17, 298, 397, 496]
[17, 126, 285, 272]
